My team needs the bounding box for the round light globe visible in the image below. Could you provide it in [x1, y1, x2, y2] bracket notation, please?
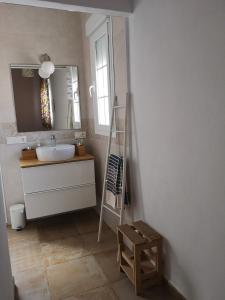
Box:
[38, 68, 50, 79]
[41, 61, 55, 75]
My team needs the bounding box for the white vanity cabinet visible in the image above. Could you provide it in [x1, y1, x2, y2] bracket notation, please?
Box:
[21, 158, 96, 219]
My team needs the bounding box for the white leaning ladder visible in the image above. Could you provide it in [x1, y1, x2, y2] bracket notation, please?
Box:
[97, 93, 128, 242]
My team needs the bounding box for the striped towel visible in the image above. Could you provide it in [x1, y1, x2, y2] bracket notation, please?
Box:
[106, 154, 122, 195]
[106, 154, 129, 205]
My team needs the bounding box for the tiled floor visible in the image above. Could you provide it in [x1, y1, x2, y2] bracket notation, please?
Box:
[7, 208, 183, 300]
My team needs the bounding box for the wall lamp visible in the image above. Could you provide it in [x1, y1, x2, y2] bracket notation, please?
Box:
[38, 53, 55, 79]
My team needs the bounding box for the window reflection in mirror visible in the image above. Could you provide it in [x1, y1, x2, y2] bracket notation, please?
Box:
[11, 65, 81, 132]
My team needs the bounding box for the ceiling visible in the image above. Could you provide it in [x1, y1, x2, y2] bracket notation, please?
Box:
[0, 0, 133, 14]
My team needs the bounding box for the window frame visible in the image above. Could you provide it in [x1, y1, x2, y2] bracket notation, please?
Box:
[89, 17, 115, 136]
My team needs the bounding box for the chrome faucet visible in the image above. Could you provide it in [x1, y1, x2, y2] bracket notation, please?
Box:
[50, 134, 56, 147]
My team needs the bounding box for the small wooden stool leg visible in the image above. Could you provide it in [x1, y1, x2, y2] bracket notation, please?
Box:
[134, 245, 142, 295]
[117, 229, 124, 273]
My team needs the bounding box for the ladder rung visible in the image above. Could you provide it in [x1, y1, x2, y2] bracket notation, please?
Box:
[103, 204, 121, 217]
[113, 105, 125, 109]
[111, 130, 126, 133]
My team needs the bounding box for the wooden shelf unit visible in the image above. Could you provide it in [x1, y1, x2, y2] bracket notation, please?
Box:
[117, 221, 163, 295]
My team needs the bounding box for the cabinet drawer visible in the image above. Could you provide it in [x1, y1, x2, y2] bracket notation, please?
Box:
[21, 160, 95, 194]
[24, 184, 96, 219]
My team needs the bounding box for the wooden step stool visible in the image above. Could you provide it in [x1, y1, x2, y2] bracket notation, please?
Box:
[117, 220, 163, 295]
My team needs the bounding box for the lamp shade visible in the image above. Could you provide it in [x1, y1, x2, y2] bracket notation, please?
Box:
[41, 61, 55, 75]
[38, 68, 50, 79]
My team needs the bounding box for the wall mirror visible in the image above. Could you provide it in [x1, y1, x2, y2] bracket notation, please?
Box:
[11, 65, 81, 132]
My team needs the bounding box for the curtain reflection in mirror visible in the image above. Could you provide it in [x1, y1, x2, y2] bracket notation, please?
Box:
[40, 78, 53, 129]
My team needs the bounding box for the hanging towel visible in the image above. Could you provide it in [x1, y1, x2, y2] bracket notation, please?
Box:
[106, 154, 122, 195]
[106, 154, 129, 205]
[106, 190, 117, 209]
[40, 79, 52, 129]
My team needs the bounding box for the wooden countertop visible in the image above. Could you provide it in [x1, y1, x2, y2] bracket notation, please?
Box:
[20, 154, 95, 168]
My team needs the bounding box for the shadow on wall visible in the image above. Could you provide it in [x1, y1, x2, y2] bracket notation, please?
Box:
[85, 140, 106, 203]
[125, 14, 144, 223]
[128, 93, 145, 221]
[164, 238, 195, 300]
[131, 0, 139, 11]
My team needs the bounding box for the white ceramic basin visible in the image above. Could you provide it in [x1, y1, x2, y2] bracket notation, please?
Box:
[36, 144, 75, 161]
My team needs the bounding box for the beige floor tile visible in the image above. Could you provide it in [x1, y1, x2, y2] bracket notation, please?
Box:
[41, 236, 89, 267]
[112, 278, 182, 300]
[74, 209, 100, 234]
[14, 267, 50, 300]
[112, 278, 149, 300]
[47, 255, 108, 299]
[7, 223, 39, 245]
[37, 218, 79, 243]
[9, 240, 44, 274]
[94, 250, 125, 283]
[81, 228, 117, 255]
[62, 286, 118, 300]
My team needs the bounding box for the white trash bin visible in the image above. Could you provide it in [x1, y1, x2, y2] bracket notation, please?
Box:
[10, 204, 26, 230]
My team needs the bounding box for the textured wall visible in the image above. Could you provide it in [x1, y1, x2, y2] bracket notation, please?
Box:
[129, 0, 225, 299]
[0, 4, 87, 221]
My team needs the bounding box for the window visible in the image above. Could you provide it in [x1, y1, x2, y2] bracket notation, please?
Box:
[89, 17, 114, 135]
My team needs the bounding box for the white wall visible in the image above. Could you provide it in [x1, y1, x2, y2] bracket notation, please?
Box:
[0, 170, 14, 300]
[129, 0, 225, 299]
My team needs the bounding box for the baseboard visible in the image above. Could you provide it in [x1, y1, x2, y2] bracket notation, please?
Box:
[163, 277, 187, 300]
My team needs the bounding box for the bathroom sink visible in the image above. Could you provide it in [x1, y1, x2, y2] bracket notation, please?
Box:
[36, 144, 75, 161]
